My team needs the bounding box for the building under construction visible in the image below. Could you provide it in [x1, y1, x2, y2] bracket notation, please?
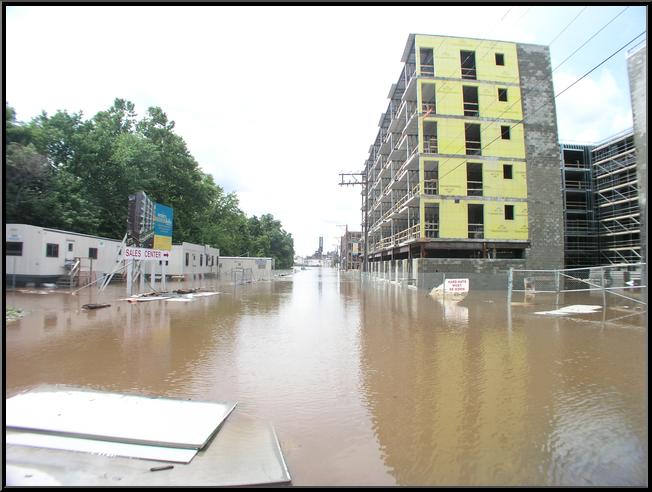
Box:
[560, 43, 645, 270]
[561, 129, 641, 268]
[360, 33, 564, 282]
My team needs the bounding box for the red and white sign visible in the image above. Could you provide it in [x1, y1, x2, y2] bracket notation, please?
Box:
[444, 278, 469, 293]
[123, 247, 170, 261]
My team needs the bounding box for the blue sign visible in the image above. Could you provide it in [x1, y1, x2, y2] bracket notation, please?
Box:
[154, 204, 173, 237]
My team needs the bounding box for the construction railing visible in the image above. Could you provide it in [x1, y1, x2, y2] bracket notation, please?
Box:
[508, 262, 646, 308]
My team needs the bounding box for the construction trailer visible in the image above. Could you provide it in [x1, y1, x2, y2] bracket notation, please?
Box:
[5, 224, 220, 287]
[218, 256, 273, 282]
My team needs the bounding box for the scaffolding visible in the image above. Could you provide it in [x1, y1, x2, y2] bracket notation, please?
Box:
[560, 129, 641, 268]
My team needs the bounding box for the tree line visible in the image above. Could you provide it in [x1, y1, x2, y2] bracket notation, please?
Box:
[5, 99, 295, 269]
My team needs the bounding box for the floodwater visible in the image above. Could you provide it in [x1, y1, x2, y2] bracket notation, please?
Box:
[5, 268, 648, 486]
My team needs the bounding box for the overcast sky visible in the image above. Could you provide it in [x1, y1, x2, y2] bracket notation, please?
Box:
[5, 5, 647, 256]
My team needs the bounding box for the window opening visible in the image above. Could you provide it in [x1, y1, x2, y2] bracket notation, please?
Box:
[421, 83, 436, 115]
[463, 85, 479, 116]
[495, 53, 505, 66]
[89, 247, 98, 259]
[468, 204, 484, 239]
[505, 205, 515, 220]
[419, 47, 434, 76]
[460, 50, 477, 80]
[423, 121, 438, 153]
[503, 164, 513, 179]
[467, 162, 483, 196]
[424, 204, 439, 238]
[501, 125, 511, 140]
[498, 88, 508, 102]
[465, 123, 481, 155]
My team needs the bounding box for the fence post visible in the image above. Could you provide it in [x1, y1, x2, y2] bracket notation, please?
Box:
[442, 273, 446, 303]
[507, 268, 513, 305]
[555, 269, 560, 307]
[600, 266, 607, 310]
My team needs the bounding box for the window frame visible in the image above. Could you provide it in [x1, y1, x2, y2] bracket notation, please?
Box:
[88, 247, 98, 260]
[495, 53, 505, 66]
[498, 88, 508, 102]
[501, 125, 511, 140]
[46, 243, 59, 258]
[503, 164, 513, 179]
[6, 241, 23, 256]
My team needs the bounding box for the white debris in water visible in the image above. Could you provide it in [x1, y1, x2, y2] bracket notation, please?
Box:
[534, 305, 603, 316]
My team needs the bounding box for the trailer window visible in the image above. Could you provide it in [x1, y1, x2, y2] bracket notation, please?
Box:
[46, 243, 59, 258]
[6, 242, 23, 256]
[89, 247, 98, 259]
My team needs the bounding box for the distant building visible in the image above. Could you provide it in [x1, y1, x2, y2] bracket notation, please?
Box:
[340, 230, 362, 270]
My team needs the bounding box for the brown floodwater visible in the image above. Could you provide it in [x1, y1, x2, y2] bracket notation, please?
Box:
[4, 268, 648, 486]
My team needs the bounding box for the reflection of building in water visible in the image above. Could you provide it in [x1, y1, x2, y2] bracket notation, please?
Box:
[358, 288, 646, 484]
[357, 289, 540, 484]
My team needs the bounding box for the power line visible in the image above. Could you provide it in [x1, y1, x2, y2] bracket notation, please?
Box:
[548, 6, 588, 46]
[429, 4, 633, 177]
[553, 6, 629, 71]
[436, 30, 646, 183]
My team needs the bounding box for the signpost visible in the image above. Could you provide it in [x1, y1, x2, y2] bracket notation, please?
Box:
[124, 192, 174, 296]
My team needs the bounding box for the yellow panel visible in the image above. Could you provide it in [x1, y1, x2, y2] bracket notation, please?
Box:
[153, 235, 172, 251]
[485, 203, 529, 240]
[438, 157, 467, 196]
[415, 34, 521, 84]
[423, 80, 523, 121]
[439, 200, 468, 239]
[483, 123, 525, 158]
[482, 161, 527, 198]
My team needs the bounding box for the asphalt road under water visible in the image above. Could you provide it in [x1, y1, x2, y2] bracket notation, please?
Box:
[5, 268, 647, 485]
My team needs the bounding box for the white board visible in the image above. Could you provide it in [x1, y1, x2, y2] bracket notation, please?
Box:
[6, 431, 197, 463]
[6, 389, 236, 449]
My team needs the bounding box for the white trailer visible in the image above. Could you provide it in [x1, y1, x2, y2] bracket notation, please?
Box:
[218, 256, 273, 282]
[5, 224, 220, 287]
[5, 224, 124, 286]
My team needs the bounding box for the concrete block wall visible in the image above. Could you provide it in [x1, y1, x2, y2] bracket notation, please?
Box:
[517, 44, 565, 271]
[414, 258, 527, 290]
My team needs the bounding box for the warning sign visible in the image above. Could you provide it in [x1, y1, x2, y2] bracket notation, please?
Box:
[444, 278, 469, 293]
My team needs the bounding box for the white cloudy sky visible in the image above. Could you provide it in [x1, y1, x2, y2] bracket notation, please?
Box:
[5, 5, 647, 255]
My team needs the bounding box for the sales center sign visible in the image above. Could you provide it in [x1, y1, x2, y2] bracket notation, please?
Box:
[124, 247, 170, 261]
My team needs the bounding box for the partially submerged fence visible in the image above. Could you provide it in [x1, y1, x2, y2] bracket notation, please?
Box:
[508, 262, 646, 307]
[232, 267, 253, 286]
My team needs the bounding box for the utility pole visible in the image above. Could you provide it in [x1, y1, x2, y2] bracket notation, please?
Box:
[338, 171, 368, 273]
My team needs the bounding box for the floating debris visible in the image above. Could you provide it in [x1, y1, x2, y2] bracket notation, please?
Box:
[534, 305, 603, 316]
[6, 307, 26, 321]
[81, 304, 111, 310]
